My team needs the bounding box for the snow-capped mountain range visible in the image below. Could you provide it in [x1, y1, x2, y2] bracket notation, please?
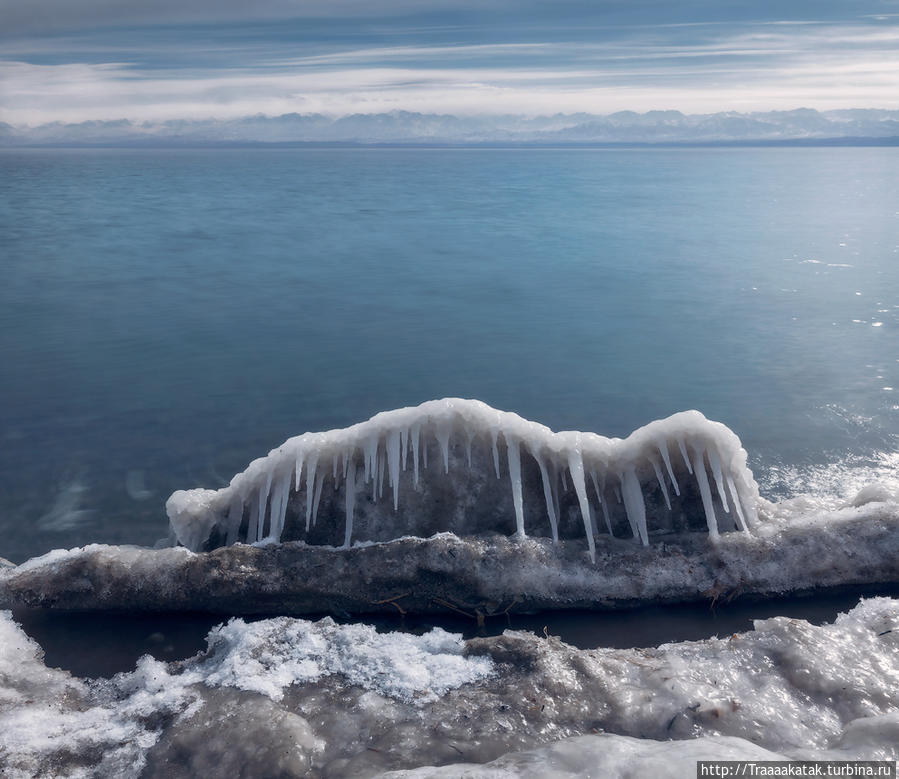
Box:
[2, 108, 898, 146]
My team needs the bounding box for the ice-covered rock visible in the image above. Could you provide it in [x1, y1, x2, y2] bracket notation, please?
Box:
[1, 598, 898, 777]
[166, 400, 760, 560]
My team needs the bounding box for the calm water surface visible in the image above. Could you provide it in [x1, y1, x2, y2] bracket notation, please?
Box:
[1, 147, 897, 562]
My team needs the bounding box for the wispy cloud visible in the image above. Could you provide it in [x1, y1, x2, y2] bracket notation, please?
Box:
[1, 7, 897, 124]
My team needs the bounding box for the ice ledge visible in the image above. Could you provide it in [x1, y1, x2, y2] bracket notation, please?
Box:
[166, 399, 760, 560]
[3, 501, 898, 615]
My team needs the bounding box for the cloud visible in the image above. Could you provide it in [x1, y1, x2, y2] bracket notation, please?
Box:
[3, 51, 898, 127]
[1, 9, 897, 124]
[0, 0, 472, 35]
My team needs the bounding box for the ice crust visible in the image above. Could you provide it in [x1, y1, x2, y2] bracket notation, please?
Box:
[3, 496, 899, 615]
[2, 598, 898, 777]
[166, 399, 759, 560]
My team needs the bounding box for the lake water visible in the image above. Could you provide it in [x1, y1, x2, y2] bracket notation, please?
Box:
[1, 147, 897, 563]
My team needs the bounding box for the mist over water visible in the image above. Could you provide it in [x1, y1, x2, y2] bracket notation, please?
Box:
[1, 146, 897, 562]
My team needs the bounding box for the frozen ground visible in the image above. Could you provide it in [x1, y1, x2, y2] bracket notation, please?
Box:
[1, 598, 898, 777]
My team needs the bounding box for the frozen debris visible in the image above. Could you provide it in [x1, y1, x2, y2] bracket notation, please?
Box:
[166, 399, 759, 560]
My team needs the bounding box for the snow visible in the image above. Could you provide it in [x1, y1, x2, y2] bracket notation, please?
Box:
[0, 609, 491, 778]
[166, 398, 759, 559]
[192, 617, 494, 704]
[852, 482, 899, 507]
[0, 610, 198, 778]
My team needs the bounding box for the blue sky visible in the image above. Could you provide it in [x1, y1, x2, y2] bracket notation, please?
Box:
[1, 0, 898, 125]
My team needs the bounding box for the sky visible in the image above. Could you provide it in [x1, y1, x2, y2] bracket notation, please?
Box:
[1, 0, 898, 126]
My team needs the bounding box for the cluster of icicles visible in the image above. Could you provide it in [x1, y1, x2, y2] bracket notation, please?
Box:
[166, 399, 760, 561]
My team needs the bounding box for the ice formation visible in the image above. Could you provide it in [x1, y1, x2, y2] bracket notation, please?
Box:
[2, 598, 898, 777]
[167, 399, 759, 560]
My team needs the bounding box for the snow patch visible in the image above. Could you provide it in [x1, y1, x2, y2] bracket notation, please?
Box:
[192, 617, 494, 703]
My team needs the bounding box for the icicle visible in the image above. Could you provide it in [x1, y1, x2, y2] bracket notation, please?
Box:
[364, 436, 378, 483]
[657, 440, 680, 496]
[435, 421, 451, 474]
[677, 437, 693, 474]
[506, 438, 525, 537]
[726, 473, 749, 532]
[707, 446, 730, 513]
[649, 456, 672, 510]
[312, 471, 324, 526]
[551, 465, 561, 530]
[560, 468, 568, 492]
[400, 427, 408, 472]
[387, 429, 401, 511]
[247, 492, 260, 544]
[422, 433, 429, 469]
[277, 471, 292, 539]
[342, 449, 349, 479]
[737, 475, 759, 527]
[591, 468, 613, 534]
[377, 450, 385, 500]
[267, 473, 283, 541]
[614, 485, 622, 504]
[269, 471, 291, 541]
[411, 423, 421, 487]
[621, 466, 649, 546]
[689, 445, 719, 539]
[465, 432, 473, 469]
[568, 450, 597, 563]
[589, 469, 603, 505]
[343, 460, 356, 548]
[600, 496, 613, 537]
[332, 455, 338, 481]
[295, 451, 305, 492]
[533, 451, 559, 542]
[225, 495, 244, 546]
[257, 471, 273, 541]
[616, 473, 639, 540]
[491, 431, 501, 479]
[588, 502, 599, 539]
[305, 453, 319, 531]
